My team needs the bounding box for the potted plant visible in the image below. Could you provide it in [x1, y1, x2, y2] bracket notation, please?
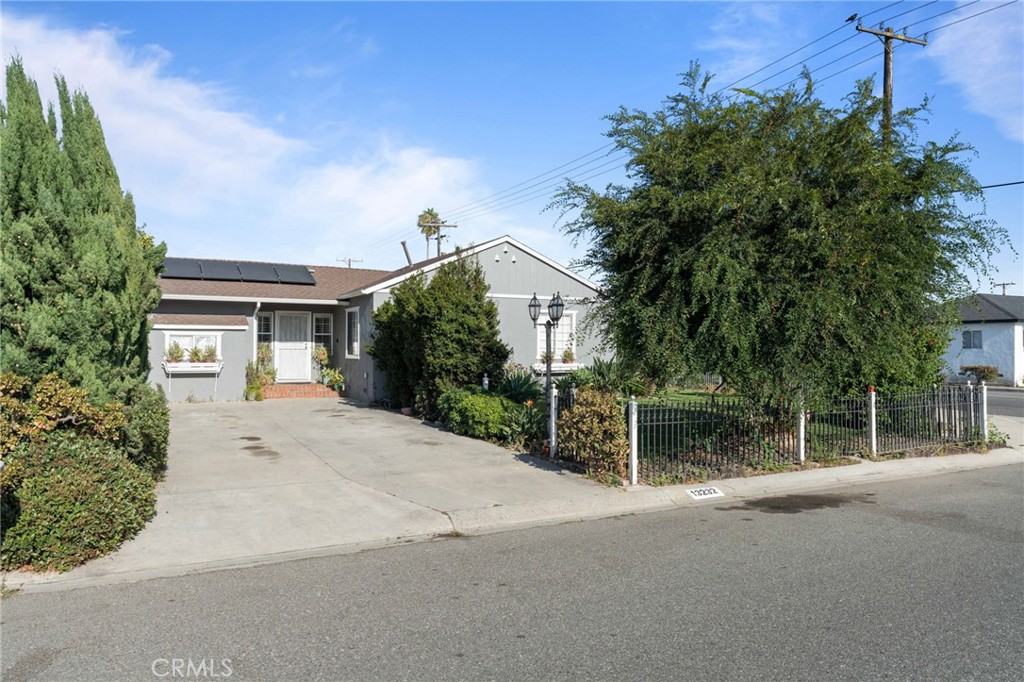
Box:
[200, 344, 218, 363]
[561, 347, 575, 364]
[321, 367, 345, 394]
[165, 341, 185, 363]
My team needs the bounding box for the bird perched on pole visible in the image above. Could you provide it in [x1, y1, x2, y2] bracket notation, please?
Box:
[846, 13, 858, 23]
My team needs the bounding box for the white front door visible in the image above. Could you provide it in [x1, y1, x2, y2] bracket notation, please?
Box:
[276, 312, 311, 382]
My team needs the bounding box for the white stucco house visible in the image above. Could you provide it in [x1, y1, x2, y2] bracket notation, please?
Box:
[943, 293, 1024, 387]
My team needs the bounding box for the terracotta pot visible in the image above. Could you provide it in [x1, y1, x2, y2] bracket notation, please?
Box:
[400, 407, 414, 417]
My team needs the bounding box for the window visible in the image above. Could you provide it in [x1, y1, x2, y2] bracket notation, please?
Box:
[314, 313, 333, 356]
[257, 313, 273, 344]
[165, 332, 222, 361]
[963, 330, 983, 349]
[535, 312, 576, 361]
[346, 307, 360, 358]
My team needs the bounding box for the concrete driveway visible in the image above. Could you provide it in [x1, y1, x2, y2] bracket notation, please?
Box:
[18, 399, 610, 587]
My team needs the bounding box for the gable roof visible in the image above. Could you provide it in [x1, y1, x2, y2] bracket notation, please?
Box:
[958, 294, 1024, 323]
[336, 235, 600, 299]
[156, 236, 598, 304]
[158, 257, 389, 303]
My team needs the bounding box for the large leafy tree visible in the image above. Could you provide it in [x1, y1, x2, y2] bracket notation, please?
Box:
[371, 255, 510, 417]
[1, 58, 166, 402]
[557, 66, 1008, 407]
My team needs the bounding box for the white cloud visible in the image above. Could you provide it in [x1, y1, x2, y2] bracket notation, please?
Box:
[929, 1, 1024, 142]
[0, 11, 490, 268]
[699, 3, 791, 90]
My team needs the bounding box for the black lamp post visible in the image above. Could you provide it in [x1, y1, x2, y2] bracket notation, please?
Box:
[529, 292, 564, 455]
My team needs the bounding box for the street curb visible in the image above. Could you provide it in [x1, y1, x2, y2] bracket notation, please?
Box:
[3, 447, 1021, 596]
[450, 448, 1024, 536]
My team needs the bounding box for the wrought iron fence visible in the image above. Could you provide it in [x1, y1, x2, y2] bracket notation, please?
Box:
[874, 385, 983, 454]
[806, 395, 871, 457]
[632, 398, 800, 480]
[555, 384, 988, 484]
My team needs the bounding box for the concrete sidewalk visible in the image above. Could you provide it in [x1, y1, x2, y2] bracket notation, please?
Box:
[3, 400, 1022, 594]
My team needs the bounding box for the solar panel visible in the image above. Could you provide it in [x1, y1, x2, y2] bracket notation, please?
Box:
[162, 258, 203, 279]
[160, 258, 315, 285]
[199, 261, 242, 281]
[237, 262, 280, 283]
[274, 264, 316, 285]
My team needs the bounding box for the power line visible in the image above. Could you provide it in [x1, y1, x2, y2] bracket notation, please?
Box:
[444, 151, 627, 221]
[359, 1, 1021, 253]
[442, 143, 616, 216]
[439, 4, 942, 228]
[446, 154, 629, 222]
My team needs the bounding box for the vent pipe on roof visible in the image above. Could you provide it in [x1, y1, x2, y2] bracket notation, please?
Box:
[400, 241, 413, 266]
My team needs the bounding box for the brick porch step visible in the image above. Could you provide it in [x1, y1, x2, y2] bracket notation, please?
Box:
[263, 383, 339, 399]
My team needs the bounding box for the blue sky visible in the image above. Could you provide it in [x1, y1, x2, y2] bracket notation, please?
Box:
[3, 1, 1022, 293]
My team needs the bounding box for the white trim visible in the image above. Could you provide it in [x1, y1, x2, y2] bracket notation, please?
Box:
[153, 324, 247, 331]
[161, 293, 340, 305]
[487, 293, 589, 302]
[535, 311, 577, 362]
[336, 235, 601, 299]
[162, 361, 224, 375]
[345, 306, 361, 359]
[163, 330, 225, 362]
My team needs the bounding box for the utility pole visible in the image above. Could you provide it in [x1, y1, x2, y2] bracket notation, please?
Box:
[336, 257, 364, 268]
[423, 221, 458, 258]
[857, 25, 927, 143]
[993, 282, 1016, 296]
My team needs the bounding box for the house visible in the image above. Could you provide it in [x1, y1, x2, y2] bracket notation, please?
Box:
[146, 235, 605, 401]
[942, 293, 1024, 387]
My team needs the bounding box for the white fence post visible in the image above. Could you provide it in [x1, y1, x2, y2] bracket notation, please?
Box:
[868, 386, 878, 457]
[550, 387, 559, 459]
[628, 396, 638, 486]
[798, 400, 806, 465]
[980, 381, 988, 444]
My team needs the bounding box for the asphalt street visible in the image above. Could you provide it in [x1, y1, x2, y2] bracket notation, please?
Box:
[987, 388, 1024, 417]
[2, 464, 1022, 682]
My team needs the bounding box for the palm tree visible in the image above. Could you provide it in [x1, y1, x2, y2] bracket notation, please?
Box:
[417, 208, 441, 259]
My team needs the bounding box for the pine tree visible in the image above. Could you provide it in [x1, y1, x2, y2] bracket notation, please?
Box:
[1, 58, 166, 402]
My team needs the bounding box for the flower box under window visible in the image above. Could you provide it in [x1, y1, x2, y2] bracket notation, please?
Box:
[162, 361, 224, 375]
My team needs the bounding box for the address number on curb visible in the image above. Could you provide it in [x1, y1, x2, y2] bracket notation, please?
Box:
[687, 486, 724, 500]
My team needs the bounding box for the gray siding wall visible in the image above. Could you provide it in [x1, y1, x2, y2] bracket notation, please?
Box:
[147, 300, 342, 401]
[343, 241, 608, 404]
[148, 327, 251, 402]
[339, 294, 380, 403]
[474, 242, 607, 369]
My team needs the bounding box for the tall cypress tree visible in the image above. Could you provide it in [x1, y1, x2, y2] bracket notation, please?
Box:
[1, 58, 166, 401]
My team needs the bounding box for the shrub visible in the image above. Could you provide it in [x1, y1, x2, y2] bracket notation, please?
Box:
[554, 367, 595, 393]
[439, 387, 513, 440]
[1, 433, 157, 572]
[121, 382, 170, 478]
[0, 372, 126, 456]
[504, 399, 547, 451]
[960, 365, 1000, 383]
[495, 369, 543, 404]
[371, 256, 511, 418]
[557, 386, 629, 483]
[591, 357, 648, 397]
[245, 343, 277, 401]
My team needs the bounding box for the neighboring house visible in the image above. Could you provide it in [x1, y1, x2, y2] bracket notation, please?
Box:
[942, 293, 1024, 387]
[147, 235, 605, 401]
